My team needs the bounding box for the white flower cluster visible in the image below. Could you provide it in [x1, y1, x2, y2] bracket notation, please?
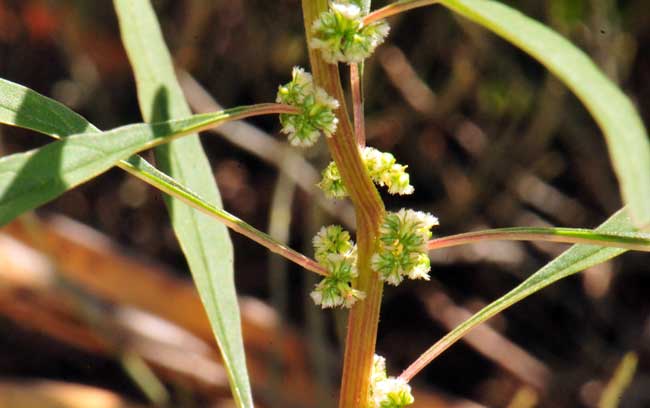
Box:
[310, 225, 365, 309]
[364, 147, 414, 195]
[369, 355, 414, 408]
[371, 209, 438, 286]
[319, 147, 414, 199]
[310, 2, 390, 64]
[276, 67, 339, 147]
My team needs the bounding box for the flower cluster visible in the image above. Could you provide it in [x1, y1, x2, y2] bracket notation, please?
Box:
[371, 209, 438, 286]
[276, 67, 339, 147]
[310, 2, 389, 64]
[369, 355, 414, 408]
[310, 226, 365, 309]
[319, 147, 414, 199]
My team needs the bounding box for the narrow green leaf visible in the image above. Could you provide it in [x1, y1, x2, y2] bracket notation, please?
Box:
[0, 105, 272, 226]
[113, 1, 254, 406]
[428, 226, 650, 252]
[438, 0, 650, 229]
[0, 77, 98, 135]
[402, 209, 635, 380]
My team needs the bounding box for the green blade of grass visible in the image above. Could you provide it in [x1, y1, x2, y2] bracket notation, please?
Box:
[439, 0, 650, 229]
[401, 208, 636, 380]
[113, 1, 254, 406]
[0, 103, 282, 226]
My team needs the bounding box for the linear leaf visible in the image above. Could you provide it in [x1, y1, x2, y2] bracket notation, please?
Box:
[0, 103, 276, 226]
[437, 0, 650, 229]
[0, 78, 98, 135]
[428, 226, 650, 252]
[403, 209, 636, 380]
[113, 1, 254, 406]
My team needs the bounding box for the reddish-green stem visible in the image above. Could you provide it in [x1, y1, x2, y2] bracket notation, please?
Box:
[364, 0, 440, 25]
[428, 227, 650, 252]
[302, 2, 386, 407]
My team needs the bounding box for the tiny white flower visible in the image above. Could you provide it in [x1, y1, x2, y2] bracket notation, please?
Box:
[372, 377, 413, 408]
[342, 287, 366, 308]
[369, 355, 414, 408]
[310, 287, 323, 305]
[315, 87, 340, 111]
[318, 161, 348, 198]
[406, 253, 431, 281]
[412, 210, 439, 230]
[371, 354, 387, 384]
[313, 225, 353, 262]
[331, 2, 361, 20]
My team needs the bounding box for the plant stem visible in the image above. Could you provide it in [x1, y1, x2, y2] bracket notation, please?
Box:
[302, 2, 386, 407]
[350, 63, 366, 147]
[364, 0, 440, 25]
[428, 227, 650, 252]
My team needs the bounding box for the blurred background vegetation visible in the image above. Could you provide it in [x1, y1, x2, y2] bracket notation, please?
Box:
[1, 0, 650, 407]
